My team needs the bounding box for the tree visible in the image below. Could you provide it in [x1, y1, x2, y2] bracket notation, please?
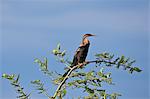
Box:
[2, 43, 142, 99]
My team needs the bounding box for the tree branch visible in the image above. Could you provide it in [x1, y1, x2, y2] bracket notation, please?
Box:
[52, 55, 141, 98]
[52, 60, 97, 99]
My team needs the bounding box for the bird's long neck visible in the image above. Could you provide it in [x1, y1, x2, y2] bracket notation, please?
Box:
[82, 37, 90, 46]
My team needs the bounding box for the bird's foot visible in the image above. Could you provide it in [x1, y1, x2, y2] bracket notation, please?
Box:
[84, 61, 89, 65]
[77, 63, 83, 68]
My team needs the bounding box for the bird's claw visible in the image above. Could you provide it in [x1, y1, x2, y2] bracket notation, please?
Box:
[84, 61, 89, 64]
[77, 63, 82, 68]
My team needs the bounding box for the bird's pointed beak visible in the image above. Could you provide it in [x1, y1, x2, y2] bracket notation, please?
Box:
[83, 33, 96, 38]
[90, 34, 96, 36]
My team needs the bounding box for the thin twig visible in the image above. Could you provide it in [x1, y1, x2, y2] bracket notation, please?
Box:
[44, 91, 51, 99]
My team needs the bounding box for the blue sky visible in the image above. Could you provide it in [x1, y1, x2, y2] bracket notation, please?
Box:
[0, 0, 149, 99]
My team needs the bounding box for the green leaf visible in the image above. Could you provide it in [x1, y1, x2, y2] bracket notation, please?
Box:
[61, 50, 66, 57]
[68, 82, 73, 87]
[60, 58, 65, 63]
[95, 53, 101, 57]
[97, 72, 104, 77]
[16, 74, 20, 83]
[37, 88, 44, 91]
[119, 55, 125, 64]
[133, 67, 142, 72]
[34, 58, 40, 63]
[100, 68, 104, 73]
[38, 92, 43, 94]
[106, 73, 111, 78]
[87, 71, 94, 77]
[84, 86, 94, 94]
[17, 94, 26, 98]
[52, 49, 59, 55]
[91, 81, 97, 86]
[62, 89, 67, 97]
[31, 80, 40, 84]
[2, 73, 7, 78]
[57, 43, 61, 50]
[11, 83, 19, 87]
[44, 57, 48, 70]
[2, 74, 15, 80]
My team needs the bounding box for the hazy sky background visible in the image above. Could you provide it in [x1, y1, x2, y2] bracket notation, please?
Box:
[1, 0, 149, 99]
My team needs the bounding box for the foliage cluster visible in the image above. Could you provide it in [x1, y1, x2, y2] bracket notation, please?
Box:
[2, 44, 142, 99]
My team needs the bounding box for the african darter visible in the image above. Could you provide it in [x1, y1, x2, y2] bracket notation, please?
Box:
[63, 34, 95, 77]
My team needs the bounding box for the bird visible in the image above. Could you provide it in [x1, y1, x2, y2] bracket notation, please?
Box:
[62, 33, 95, 77]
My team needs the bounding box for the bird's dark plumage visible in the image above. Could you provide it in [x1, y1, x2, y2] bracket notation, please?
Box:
[62, 34, 95, 77]
[72, 44, 90, 66]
